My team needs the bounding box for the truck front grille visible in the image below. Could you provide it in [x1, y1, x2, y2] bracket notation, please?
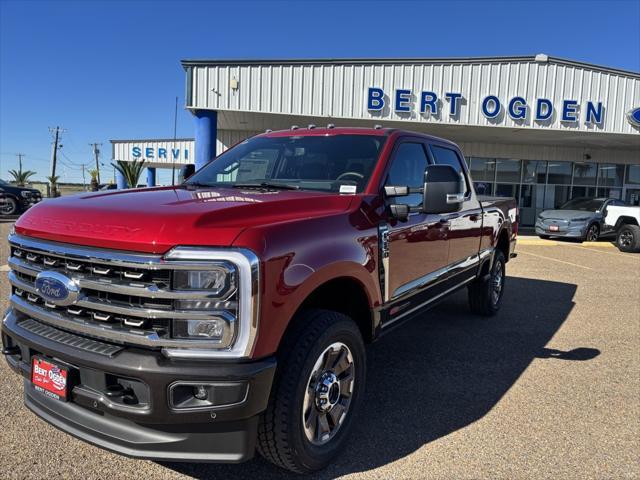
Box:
[7, 234, 235, 349]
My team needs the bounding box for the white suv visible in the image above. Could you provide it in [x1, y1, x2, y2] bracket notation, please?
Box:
[604, 205, 640, 252]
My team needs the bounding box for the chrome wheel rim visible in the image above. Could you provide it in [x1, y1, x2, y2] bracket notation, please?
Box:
[619, 231, 633, 247]
[491, 261, 503, 305]
[587, 225, 598, 242]
[302, 342, 354, 446]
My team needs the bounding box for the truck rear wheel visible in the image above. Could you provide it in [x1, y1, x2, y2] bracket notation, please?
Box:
[468, 250, 506, 316]
[257, 310, 366, 473]
[616, 225, 640, 253]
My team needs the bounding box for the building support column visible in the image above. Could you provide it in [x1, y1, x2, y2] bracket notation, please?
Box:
[194, 110, 217, 171]
[146, 167, 156, 187]
[115, 169, 127, 189]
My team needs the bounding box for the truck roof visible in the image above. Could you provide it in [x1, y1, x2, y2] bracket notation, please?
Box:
[258, 126, 458, 147]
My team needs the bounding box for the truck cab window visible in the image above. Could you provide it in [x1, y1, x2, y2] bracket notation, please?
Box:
[430, 145, 470, 194]
[385, 142, 429, 207]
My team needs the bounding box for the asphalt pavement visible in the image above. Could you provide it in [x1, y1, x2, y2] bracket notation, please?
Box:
[0, 223, 638, 479]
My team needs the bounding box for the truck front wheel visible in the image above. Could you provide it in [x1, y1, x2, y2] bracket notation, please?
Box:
[468, 250, 506, 316]
[257, 310, 366, 473]
[616, 224, 640, 253]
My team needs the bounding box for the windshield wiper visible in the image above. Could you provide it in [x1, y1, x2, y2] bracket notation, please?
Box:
[232, 182, 300, 190]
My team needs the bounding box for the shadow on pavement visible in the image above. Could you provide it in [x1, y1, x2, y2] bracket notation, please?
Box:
[163, 276, 587, 479]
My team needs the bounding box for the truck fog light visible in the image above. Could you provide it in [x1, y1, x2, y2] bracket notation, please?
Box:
[193, 385, 208, 400]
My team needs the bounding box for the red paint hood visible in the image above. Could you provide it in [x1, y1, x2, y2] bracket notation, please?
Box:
[15, 187, 355, 254]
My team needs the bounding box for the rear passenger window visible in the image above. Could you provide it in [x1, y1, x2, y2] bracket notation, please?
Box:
[385, 143, 429, 207]
[430, 145, 469, 194]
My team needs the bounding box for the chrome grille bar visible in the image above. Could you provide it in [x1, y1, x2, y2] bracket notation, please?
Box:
[8, 271, 230, 320]
[8, 256, 235, 301]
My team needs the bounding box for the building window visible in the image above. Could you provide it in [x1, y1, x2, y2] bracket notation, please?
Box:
[545, 185, 571, 209]
[572, 162, 598, 186]
[522, 160, 547, 184]
[626, 164, 640, 185]
[495, 159, 521, 183]
[473, 182, 493, 195]
[597, 164, 625, 187]
[495, 183, 520, 199]
[597, 188, 622, 200]
[469, 157, 496, 182]
[571, 186, 597, 199]
[547, 162, 573, 184]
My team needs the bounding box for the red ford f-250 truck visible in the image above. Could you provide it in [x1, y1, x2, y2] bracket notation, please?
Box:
[2, 127, 517, 473]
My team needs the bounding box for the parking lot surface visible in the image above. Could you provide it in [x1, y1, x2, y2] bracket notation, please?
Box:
[0, 222, 638, 480]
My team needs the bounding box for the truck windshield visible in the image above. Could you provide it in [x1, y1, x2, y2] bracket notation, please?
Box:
[560, 197, 604, 212]
[185, 135, 386, 193]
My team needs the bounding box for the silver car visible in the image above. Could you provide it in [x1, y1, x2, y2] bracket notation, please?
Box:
[535, 197, 624, 242]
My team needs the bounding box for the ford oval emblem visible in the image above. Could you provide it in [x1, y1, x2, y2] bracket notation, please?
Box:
[628, 107, 640, 127]
[35, 271, 79, 306]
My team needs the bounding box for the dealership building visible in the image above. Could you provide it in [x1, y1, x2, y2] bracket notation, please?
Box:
[112, 55, 640, 226]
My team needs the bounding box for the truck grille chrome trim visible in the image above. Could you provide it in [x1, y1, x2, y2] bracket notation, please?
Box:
[7, 234, 260, 358]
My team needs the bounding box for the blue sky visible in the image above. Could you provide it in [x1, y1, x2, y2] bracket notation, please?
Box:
[1, 0, 639, 184]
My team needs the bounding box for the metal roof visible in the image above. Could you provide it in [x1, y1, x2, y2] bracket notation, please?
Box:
[181, 55, 640, 78]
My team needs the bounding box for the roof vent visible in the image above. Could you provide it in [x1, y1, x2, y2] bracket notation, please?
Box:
[374, 124, 383, 129]
[308, 124, 316, 129]
[327, 123, 335, 129]
[291, 125, 299, 130]
[535, 53, 549, 63]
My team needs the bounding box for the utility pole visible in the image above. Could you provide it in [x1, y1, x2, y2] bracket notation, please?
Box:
[15, 153, 25, 173]
[48, 126, 65, 178]
[81, 164, 87, 189]
[90, 143, 102, 184]
[171, 96, 178, 186]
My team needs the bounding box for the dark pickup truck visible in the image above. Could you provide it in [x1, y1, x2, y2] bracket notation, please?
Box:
[2, 127, 517, 473]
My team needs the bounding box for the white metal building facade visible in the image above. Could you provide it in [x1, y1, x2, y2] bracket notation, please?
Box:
[180, 55, 640, 225]
[114, 55, 640, 225]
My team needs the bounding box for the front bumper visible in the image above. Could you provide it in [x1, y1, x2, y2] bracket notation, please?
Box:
[1, 307, 276, 462]
[535, 222, 587, 238]
[18, 194, 41, 210]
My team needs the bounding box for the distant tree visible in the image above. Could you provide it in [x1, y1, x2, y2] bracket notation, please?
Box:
[8, 169, 36, 187]
[47, 175, 60, 197]
[112, 160, 146, 189]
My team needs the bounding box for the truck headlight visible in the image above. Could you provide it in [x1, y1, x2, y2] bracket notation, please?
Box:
[162, 247, 260, 359]
[174, 267, 235, 294]
[20, 191, 31, 198]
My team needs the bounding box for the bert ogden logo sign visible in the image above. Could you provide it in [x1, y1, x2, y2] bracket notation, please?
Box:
[366, 87, 605, 125]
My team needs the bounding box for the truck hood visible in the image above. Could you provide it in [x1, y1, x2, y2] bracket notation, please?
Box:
[15, 186, 355, 254]
[539, 209, 598, 220]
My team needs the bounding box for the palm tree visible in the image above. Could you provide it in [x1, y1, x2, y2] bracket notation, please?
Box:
[88, 169, 99, 191]
[8, 169, 36, 187]
[112, 160, 146, 188]
[47, 175, 60, 197]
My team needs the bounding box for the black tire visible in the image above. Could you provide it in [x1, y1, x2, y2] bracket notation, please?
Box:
[538, 234, 551, 240]
[1, 197, 17, 216]
[257, 310, 366, 473]
[616, 225, 640, 253]
[468, 250, 506, 316]
[584, 223, 600, 242]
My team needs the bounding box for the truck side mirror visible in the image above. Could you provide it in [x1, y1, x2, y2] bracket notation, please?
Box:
[422, 164, 465, 214]
[384, 185, 423, 221]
